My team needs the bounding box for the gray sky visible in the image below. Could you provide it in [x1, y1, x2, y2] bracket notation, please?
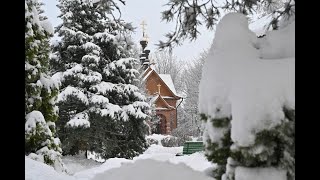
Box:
[42, 0, 214, 62]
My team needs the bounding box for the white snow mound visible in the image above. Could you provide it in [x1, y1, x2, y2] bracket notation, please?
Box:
[92, 159, 214, 180]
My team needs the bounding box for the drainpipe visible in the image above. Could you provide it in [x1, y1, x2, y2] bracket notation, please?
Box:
[176, 97, 184, 128]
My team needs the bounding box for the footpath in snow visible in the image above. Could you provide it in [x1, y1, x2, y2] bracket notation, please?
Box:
[26, 144, 216, 180]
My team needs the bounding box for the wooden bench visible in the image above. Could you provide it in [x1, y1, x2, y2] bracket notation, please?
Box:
[176, 141, 204, 156]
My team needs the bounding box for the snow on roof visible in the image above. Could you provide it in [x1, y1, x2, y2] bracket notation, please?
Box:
[141, 68, 179, 97]
[150, 94, 159, 104]
[142, 69, 154, 81]
[141, 67, 149, 74]
[151, 95, 175, 109]
[159, 74, 177, 95]
[139, 67, 150, 79]
[156, 107, 171, 110]
[162, 96, 175, 99]
[150, 64, 156, 70]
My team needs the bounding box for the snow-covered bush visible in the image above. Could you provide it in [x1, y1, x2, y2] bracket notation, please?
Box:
[145, 134, 182, 147]
[146, 138, 159, 146]
[196, 136, 203, 141]
[146, 134, 168, 146]
[171, 128, 193, 146]
[199, 12, 295, 180]
[161, 136, 179, 147]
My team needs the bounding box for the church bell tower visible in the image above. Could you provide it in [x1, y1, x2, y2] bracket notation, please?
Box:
[139, 20, 150, 70]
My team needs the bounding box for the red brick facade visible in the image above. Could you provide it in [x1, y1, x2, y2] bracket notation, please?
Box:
[142, 67, 181, 134]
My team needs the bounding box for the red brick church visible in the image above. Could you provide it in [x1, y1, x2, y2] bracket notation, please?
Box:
[138, 23, 182, 134]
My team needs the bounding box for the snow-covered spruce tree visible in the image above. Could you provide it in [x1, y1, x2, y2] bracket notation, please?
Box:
[25, 0, 67, 172]
[135, 59, 158, 136]
[199, 13, 294, 180]
[51, 0, 149, 159]
[148, 104, 160, 134]
[142, 93, 159, 135]
[200, 114, 232, 179]
[91, 35, 150, 158]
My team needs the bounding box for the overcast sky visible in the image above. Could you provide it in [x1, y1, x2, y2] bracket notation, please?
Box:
[42, 0, 215, 62]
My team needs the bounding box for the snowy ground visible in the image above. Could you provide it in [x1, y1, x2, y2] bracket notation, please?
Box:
[62, 155, 102, 174]
[26, 144, 216, 180]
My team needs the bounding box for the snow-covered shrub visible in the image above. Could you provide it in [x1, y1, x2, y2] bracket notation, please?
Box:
[199, 12, 295, 180]
[196, 136, 203, 141]
[145, 134, 180, 147]
[150, 117, 161, 134]
[146, 138, 159, 146]
[171, 128, 193, 146]
[161, 136, 179, 147]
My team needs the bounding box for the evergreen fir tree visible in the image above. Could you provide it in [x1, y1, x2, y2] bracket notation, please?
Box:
[201, 114, 232, 179]
[51, 0, 150, 159]
[25, 0, 66, 172]
[229, 108, 295, 180]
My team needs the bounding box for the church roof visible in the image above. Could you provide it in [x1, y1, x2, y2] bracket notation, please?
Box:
[142, 69, 154, 81]
[150, 94, 175, 110]
[150, 94, 159, 104]
[158, 74, 177, 95]
[141, 66, 180, 99]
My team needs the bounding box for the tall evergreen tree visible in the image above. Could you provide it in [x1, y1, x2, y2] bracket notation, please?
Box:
[25, 0, 66, 172]
[51, 0, 150, 159]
